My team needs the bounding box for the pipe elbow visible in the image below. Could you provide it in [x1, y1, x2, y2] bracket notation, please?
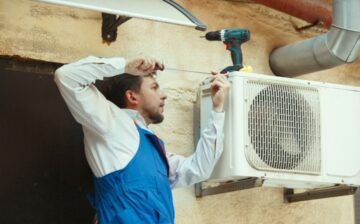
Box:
[326, 27, 360, 63]
[269, 0, 360, 77]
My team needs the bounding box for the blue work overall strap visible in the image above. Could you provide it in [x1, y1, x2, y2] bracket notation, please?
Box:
[88, 124, 174, 224]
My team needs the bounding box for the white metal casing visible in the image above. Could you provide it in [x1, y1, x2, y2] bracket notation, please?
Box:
[197, 72, 360, 189]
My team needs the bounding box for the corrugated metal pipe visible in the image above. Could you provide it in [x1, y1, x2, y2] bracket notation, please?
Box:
[269, 0, 360, 77]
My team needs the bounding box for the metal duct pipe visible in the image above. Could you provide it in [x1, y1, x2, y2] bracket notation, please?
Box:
[269, 0, 360, 77]
[255, 0, 332, 29]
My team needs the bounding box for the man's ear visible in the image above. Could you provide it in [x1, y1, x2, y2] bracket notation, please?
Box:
[125, 90, 139, 106]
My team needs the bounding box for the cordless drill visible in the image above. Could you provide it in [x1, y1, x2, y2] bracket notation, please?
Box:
[205, 28, 250, 73]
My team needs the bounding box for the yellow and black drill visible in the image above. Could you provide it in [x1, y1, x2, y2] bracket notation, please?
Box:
[205, 28, 250, 74]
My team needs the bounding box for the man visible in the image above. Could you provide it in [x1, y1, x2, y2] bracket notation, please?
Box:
[55, 55, 230, 224]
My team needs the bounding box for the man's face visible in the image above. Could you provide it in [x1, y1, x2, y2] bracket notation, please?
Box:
[137, 75, 167, 124]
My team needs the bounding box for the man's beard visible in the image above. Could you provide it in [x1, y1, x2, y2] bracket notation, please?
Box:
[149, 112, 164, 124]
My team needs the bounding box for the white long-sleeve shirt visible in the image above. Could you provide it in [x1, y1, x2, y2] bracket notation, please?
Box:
[54, 56, 225, 188]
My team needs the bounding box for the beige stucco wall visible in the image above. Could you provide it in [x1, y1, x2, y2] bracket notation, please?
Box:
[1, 0, 358, 223]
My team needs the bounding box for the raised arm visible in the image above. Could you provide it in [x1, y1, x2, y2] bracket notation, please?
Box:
[168, 73, 230, 188]
[54, 56, 128, 135]
[54, 56, 164, 135]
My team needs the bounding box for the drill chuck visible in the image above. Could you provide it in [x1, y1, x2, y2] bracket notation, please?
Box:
[205, 30, 225, 41]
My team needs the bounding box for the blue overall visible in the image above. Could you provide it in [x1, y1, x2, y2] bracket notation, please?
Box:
[88, 124, 174, 224]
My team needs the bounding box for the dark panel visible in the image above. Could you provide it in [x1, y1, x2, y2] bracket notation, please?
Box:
[0, 58, 93, 224]
[355, 189, 360, 224]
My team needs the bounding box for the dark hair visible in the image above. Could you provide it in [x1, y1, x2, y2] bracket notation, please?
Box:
[96, 73, 143, 108]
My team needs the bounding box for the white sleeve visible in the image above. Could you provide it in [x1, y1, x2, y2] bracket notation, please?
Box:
[168, 111, 225, 188]
[54, 56, 130, 136]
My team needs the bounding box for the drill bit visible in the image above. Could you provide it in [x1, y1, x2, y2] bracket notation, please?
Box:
[165, 67, 211, 75]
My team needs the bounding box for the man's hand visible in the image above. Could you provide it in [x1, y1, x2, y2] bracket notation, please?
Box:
[125, 56, 164, 76]
[210, 72, 231, 113]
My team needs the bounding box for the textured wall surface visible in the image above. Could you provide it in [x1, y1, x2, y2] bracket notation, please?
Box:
[1, 0, 358, 223]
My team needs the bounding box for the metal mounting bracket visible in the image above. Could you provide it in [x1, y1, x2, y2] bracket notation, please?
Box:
[195, 178, 263, 197]
[284, 185, 359, 203]
[101, 13, 132, 43]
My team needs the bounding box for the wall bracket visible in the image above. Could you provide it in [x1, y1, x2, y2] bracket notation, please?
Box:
[195, 177, 359, 204]
[284, 185, 359, 203]
[102, 13, 131, 43]
[195, 178, 262, 197]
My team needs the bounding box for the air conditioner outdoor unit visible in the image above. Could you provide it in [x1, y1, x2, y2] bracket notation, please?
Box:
[196, 72, 360, 189]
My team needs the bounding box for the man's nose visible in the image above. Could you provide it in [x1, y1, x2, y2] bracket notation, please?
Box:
[161, 90, 167, 100]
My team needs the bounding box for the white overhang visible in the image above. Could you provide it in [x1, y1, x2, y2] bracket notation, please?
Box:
[35, 0, 207, 31]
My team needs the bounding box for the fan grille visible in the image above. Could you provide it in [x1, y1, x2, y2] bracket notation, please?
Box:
[246, 80, 321, 174]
